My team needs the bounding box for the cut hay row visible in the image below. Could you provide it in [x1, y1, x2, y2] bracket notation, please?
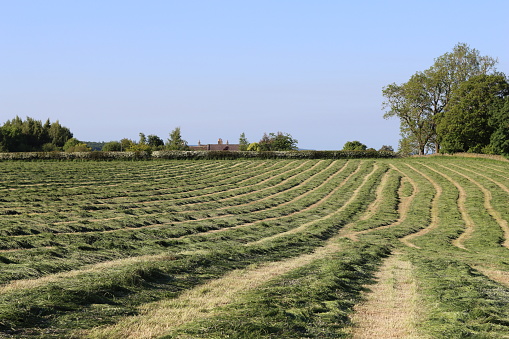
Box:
[0, 157, 509, 337]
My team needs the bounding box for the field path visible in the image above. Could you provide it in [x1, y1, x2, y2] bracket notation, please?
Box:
[349, 253, 424, 339]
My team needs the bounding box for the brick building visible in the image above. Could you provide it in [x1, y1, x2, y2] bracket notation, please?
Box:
[189, 138, 240, 151]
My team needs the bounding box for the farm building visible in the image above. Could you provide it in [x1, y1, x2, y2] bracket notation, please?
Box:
[190, 138, 240, 151]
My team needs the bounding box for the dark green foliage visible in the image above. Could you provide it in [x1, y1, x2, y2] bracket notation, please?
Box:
[342, 141, 367, 151]
[0, 150, 398, 161]
[0, 117, 73, 152]
[489, 97, 509, 155]
[147, 134, 164, 148]
[438, 74, 509, 153]
[257, 132, 298, 151]
[383, 43, 502, 155]
[102, 141, 122, 151]
[83, 141, 106, 151]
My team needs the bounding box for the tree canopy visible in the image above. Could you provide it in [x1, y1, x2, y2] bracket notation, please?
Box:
[437, 74, 509, 153]
[383, 43, 502, 155]
[257, 132, 298, 151]
[0, 116, 73, 152]
[342, 141, 367, 151]
[166, 127, 189, 151]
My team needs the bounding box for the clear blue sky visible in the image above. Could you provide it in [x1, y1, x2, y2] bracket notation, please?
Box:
[1, 0, 508, 150]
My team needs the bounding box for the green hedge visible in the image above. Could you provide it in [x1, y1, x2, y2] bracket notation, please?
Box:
[0, 150, 398, 161]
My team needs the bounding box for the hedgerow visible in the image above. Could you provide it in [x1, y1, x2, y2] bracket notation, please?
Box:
[0, 150, 397, 161]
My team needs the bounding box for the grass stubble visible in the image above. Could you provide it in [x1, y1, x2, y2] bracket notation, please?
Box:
[1, 157, 509, 338]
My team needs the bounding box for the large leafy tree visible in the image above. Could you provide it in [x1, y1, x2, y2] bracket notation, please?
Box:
[147, 134, 164, 148]
[258, 132, 298, 151]
[383, 73, 436, 155]
[166, 127, 189, 150]
[438, 74, 509, 153]
[47, 120, 73, 148]
[383, 43, 498, 154]
[102, 141, 122, 151]
[342, 140, 367, 151]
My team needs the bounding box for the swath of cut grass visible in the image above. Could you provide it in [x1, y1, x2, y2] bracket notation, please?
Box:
[85, 238, 343, 338]
[344, 165, 417, 242]
[419, 162, 473, 250]
[443, 162, 509, 248]
[399, 164, 442, 249]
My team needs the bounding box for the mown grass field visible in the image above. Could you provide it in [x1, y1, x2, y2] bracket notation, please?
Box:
[0, 157, 508, 338]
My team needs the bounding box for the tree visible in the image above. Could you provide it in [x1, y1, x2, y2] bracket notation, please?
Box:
[239, 132, 249, 151]
[138, 133, 147, 145]
[378, 145, 394, 152]
[257, 132, 298, 151]
[0, 128, 6, 152]
[1, 116, 28, 151]
[438, 74, 509, 153]
[383, 73, 436, 155]
[271, 132, 298, 151]
[383, 43, 498, 154]
[247, 142, 260, 151]
[489, 96, 509, 155]
[63, 138, 91, 152]
[166, 127, 189, 150]
[428, 43, 498, 152]
[47, 120, 73, 148]
[120, 138, 134, 151]
[397, 133, 422, 156]
[0, 116, 72, 152]
[102, 141, 122, 151]
[147, 134, 164, 148]
[342, 140, 367, 151]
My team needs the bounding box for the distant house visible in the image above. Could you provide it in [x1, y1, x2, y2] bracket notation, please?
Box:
[189, 138, 240, 151]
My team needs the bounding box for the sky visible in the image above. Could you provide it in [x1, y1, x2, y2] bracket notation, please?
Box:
[1, 0, 508, 150]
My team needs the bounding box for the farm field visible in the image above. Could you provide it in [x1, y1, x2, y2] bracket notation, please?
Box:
[0, 157, 509, 338]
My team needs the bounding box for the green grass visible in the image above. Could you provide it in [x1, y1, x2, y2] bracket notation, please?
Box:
[0, 157, 508, 337]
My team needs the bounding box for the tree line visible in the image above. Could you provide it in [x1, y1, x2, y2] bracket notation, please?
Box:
[0, 116, 73, 152]
[383, 43, 509, 156]
[0, 119, 304, 153]
[0, 116, 394, 154]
